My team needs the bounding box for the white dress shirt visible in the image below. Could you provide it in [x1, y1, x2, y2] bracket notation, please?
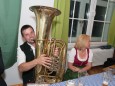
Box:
[17, 43, 35, 66]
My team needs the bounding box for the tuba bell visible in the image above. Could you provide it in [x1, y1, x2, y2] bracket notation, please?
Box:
[29, 6, 67, 84]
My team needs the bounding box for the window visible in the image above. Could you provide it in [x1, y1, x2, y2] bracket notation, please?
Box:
[68, 0, 115, 45]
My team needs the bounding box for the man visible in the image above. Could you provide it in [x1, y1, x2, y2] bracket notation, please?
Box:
[0, 47, 7, 86]
[17, 25, 59, 85]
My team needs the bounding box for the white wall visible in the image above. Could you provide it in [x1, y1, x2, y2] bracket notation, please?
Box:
[4, 0, 54, 85]
[4, 62, 22, 85]
[18, 0, 54, 46]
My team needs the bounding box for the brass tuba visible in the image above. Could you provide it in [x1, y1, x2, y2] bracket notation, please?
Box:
[29, 6, 67, 84]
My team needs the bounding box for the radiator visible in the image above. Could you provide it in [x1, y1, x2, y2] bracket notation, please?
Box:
[91, 48, 114, 66]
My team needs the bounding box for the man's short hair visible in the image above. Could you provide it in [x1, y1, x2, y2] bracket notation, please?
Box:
[21, 25, 34, 37]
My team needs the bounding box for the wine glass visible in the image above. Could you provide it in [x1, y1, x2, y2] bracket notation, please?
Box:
[77, 71, 87, 86]
[102, 72, 109, 86]
[112, 68, 115, 79]
[102, 69, 113, 86]
[79, 71, 88, 77]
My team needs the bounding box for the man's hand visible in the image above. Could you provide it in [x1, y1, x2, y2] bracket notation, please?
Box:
[35, 54, 52, 68]
[35, 47, 59, 68]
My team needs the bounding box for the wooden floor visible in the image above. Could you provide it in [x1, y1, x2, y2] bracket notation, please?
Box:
[88, 65, 104, 75]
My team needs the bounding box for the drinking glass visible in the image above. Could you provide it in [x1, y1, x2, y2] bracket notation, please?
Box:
[102, 69, 113, 86]
[77, 71, 87, 86]
[112, 68, 115, 79]
[103, 72, 109, 86]
[66, 80, 75, 86]
[77, 79, 84, 86]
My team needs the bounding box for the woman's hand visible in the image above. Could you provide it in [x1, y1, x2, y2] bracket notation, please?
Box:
[78, 62, 92, 73]
[78, 69, 85, 73]
[68, 62, 81, 72]
[74, 67, 80, 72]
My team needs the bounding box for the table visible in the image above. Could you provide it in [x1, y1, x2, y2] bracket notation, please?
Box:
[103, 64, 115, 71]
[12, 73, 115, 86]
[10, 84, 23, 86]
[49, 73, 115, 86]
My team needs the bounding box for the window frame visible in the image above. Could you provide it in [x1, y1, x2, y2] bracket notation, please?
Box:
[68, 0, 115, 49]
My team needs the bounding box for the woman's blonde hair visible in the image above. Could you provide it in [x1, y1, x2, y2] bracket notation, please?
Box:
[74, 34, 90, 50]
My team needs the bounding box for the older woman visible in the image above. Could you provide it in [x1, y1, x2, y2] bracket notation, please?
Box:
[63, 34, 93, 80]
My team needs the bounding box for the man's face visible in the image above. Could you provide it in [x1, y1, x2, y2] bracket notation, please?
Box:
[22, 27, 35, 44]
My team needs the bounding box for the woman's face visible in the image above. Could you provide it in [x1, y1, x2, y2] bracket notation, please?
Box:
[85, 39, 90, 48]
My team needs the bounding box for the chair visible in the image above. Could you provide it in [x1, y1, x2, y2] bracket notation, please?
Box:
[103, 48, 115, 68]
[0, 47, 7, 86]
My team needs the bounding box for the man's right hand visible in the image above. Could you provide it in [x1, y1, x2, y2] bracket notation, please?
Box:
[18, 54, 52, 72]
[35, 54, 52, 68]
